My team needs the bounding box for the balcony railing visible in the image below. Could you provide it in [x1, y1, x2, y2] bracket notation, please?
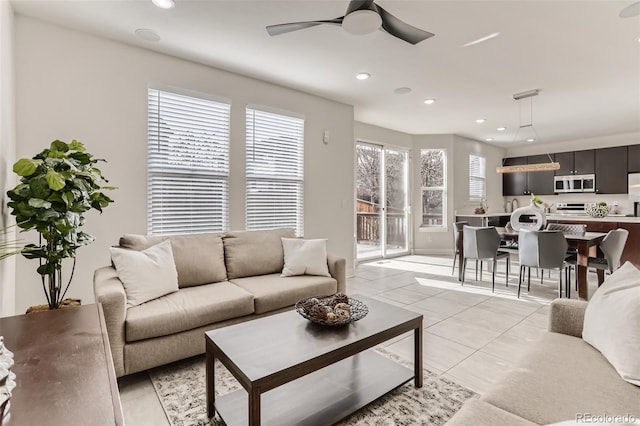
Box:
[356, 212, 406, 247]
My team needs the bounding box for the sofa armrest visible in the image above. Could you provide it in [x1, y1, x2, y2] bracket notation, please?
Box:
[327, 255, 346, 294]
[94, 266, 127, 377]
[548, 299, 588, 338]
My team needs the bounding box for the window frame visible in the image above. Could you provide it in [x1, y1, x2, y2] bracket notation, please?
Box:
[419, 148, 447, 230]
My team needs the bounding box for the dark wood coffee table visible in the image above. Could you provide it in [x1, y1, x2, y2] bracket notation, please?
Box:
[205, 295, 423, 426]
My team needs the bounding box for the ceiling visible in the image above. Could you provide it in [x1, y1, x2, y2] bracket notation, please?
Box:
[10, 0, 640, 146]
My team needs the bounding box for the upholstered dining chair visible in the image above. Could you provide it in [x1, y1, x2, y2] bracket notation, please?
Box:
[565, 228, 629, 294]
[462, 226, 510, 292]
[517, 229, 568, 298]
[451, 221, 468, 275]
[542, 223, 587, 285]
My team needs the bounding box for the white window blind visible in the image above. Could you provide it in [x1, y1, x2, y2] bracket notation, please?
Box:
[469, 154, 486, 202]
[148, 89, 230, 235]
[246, 107, 304, 236]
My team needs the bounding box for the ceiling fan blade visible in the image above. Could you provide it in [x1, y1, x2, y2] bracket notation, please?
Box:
[346, 0, 376, 14]
[266, 18, 343, 36]
[376, 5, 434, 45]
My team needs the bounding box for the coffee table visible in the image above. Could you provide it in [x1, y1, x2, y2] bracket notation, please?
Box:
[205, 295, 423, 426]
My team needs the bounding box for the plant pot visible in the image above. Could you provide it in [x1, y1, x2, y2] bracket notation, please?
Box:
[25, 298, 81, 314]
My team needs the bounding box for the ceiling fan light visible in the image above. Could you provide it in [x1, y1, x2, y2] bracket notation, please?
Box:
[342, 10, 382, 35]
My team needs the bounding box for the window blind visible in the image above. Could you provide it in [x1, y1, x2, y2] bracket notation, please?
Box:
[148, 89, 230, 235]
[469, 154, 486, 202]
[246, 107, 304, 236]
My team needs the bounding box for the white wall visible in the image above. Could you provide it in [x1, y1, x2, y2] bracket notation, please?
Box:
[0, 0, 16, 317]
[354, 121, 413, 149]
[14, 16, 355, 313]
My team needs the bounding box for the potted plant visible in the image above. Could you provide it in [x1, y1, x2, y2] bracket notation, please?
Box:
[6, 140, 114, 310]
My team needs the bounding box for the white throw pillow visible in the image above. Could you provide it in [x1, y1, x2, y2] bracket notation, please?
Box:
[582, 261, 640, 386]
[110, 240, 179, 307]
[281, 238, 331, 277]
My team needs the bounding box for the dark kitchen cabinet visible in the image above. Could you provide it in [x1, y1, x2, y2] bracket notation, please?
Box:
[619, 223, 640, 269]
[526, 154, 555, 195]
[628, 145, 640, 173]
[554, 150, 594, 176]
[502, 157, 527, 196]
[595, 146, 628, 194]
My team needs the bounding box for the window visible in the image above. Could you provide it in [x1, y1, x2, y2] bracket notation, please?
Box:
[469, 154, 486, 202]
[246, 107, 304, 235]
[420, 149, 446, 228]
[147, 88, 230, 235]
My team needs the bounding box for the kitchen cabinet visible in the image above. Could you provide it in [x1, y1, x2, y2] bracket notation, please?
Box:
[628, 144, 640, 173]
[502, 157, 527, 196]
[554, 150, 594, 176]
[595, 146, 628, 194]
[502, 156, 554, 196]
[526, 154, 555, 195]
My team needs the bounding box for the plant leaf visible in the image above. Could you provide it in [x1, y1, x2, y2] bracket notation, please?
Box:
[68, 140, 86, 152]
[46, 170, 66, 191]
[50, 140, 69, 152]
[13, 158, 41, 176]
[28, 198, 52, 209]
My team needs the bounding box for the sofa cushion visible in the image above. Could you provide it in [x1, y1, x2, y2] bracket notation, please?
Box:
[482, 332, 640, 425]
[281, 238, 331, 277]
[110, 240, 179, 307]
[582, 261, 640, 386]
[445, 399, 536, 426]
[125, 281, 254, 342]
[223, 228, 295, 279]
[230, 273, 337, 314]
[119, 233, 227, 288]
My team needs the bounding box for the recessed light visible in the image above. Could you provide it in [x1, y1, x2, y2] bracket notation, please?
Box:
[485, 138, 494, 142]
[497, 127, 506, 131]
[394, 87, 412, 95]
[423, 98, 436, 105]
[152, 0, 175, 9]
[463, 32, 500, 47]
[476, 118, 486, 124]
[356, 72, 370, 80]
[135, 28, 161, 42]
[636, 36, 640, 43]
[527, 138, 535, 142]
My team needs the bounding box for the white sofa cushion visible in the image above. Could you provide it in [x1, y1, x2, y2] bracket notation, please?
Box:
[110, 240, 179, 307]
[582, 261, 640, 386]
[281, 238, 330, 277]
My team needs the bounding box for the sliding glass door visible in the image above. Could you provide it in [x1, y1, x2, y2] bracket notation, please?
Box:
[356, 142, 409, 261]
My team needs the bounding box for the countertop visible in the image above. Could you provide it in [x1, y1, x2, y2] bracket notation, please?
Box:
[455, 212, 640, 223]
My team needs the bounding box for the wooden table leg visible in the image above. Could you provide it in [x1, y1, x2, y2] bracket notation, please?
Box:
[576, 242, 589, 301]
[414, 322, 423, 388]
[206, 344, 215, 418]
[249, 387, 261, 426]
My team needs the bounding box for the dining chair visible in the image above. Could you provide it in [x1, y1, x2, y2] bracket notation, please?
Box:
[517, 229, 568, 298]
[565, 228, 629, 293]
[451, 221, 468, 275]
[462, 226, 510, 292]
[542, 223, 587, 284]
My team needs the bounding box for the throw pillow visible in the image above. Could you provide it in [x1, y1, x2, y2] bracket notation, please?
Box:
[281, 238, 331, 277]
[110, 240, 179, 307]
[582, 261, 640, 386]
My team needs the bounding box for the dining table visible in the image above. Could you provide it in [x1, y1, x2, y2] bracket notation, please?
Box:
[456, 227, 607, 300]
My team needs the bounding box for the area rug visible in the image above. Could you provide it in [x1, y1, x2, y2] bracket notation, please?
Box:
[149, 348, 476, 426]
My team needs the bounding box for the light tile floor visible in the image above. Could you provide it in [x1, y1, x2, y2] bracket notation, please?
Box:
[118, 254, 602, 425]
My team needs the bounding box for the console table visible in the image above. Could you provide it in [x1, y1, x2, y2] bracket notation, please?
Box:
[0, 303, 123, 425]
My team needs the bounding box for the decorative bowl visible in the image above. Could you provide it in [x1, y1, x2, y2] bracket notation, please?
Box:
[585, 203, 610, 218]
[295, 295, 368, 326]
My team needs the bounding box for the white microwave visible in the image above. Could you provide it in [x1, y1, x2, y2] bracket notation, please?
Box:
[554, 174, 596, 193]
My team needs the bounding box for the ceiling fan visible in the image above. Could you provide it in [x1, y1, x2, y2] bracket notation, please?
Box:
[266, 0, 434, 45]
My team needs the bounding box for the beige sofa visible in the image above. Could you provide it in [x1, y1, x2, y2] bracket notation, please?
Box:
[446, 299, 640, 425]
[94, 228, 346, 377]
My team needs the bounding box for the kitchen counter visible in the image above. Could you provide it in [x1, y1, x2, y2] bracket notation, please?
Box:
[546, 214, 640, 224]
[455, 212, 512, 218]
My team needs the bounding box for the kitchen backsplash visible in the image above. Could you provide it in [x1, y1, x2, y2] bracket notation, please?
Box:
[502, 193, 638, 215]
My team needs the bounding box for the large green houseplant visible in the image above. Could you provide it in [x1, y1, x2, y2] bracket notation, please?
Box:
[6, 140, 114, 309]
